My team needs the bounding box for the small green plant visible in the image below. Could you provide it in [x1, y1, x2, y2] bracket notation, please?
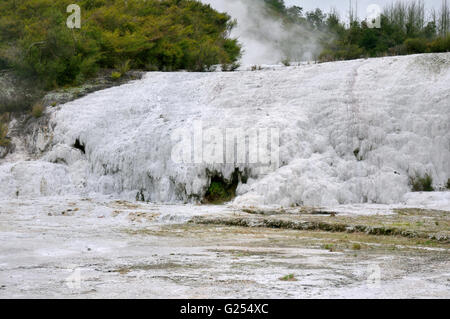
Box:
[446, 178, 450, 189]
[410, 173, 434, 192]
[404, 38, 427, 54]
[111, 72, 122, 80]
[203, 170, 244, 204]
[322, 243, 335, 252]
[282, 58, 291, 66]
[205, 181, 231, 203]
[116, 59, 131, 76]
[279, 274, 297, 281]
[352, 243, 361, 250]
[31, 103, 45, 118]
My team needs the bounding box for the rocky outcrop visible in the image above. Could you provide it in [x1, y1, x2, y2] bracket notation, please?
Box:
[7, 114, 53, 158]
[0, 144, 12, 159]
[0, 70, 144, 161]
[42, 70, 144, 106]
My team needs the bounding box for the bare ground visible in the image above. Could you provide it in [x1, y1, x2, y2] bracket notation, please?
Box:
[0, 197, 448, 298]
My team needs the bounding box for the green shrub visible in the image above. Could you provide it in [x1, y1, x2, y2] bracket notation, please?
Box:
[404, 38, 427, 54]
[204, 172, 241, 204]
[322, 43, 365, 62]
[428, 35, 450, 53]
[446, 178, 450, 190]
[111, 71, 122, 80]
[205, 181, 230, 203]
[318, 49, 336, 62]
[410, 173, 434, 192]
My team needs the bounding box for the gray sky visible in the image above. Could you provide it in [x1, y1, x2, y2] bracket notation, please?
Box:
[285, 0, 444, 20]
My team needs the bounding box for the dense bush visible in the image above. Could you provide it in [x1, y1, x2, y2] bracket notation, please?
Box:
[204, 173, 240, 204]
[255, 1, 450, 63]
[404, 38, 428, 53]
[0, 0, 241, 90]
[319, 1, 450, 62]
[428, 34, 450, 52]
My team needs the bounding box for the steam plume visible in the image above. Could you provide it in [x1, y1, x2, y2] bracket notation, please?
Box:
[201, 0, 325, 64]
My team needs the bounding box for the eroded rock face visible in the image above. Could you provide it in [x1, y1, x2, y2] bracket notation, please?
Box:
[2, 114, 53, 160]
[0, 71, 45, 160]
[0, 70, 144, 161]
[0, 145, 10, 159]
[22, 116, 53, 156]
[42, 70, 144, 106]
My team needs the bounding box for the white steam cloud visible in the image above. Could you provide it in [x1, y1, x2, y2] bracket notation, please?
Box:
[201, 0, 324, 65]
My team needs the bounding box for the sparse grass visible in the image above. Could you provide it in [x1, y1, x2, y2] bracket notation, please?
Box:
[352, 243, 361, 250]
[31, 103, 45, 118]
[0, 122, 10, 147]
[112, 262, 186, 274]
[194, 207, 449, 245]
[116, 59, 131, 76]
[279, 274, 297, 281]
[251, 65, 262, 71]
[322, 243, 336, 252]
[122, 221, 450, 254]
